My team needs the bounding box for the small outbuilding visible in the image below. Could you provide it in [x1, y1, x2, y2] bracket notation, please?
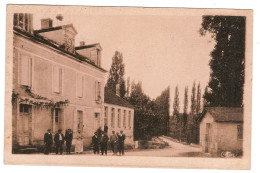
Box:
[197, 107, 243, 156]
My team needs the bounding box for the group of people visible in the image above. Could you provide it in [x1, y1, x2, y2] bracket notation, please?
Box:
[43, 128, 83, 155]
[92, 130, 126, 156]
[43, 128, 126, 156]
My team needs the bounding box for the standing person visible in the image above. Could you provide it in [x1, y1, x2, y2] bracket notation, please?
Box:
[118, 130, 126, 156]
[44, 129, 53, 154]
[110, 131, 118, 155]
[100, 132, 109, 155]
[75, 130, 83, 154]
[92, 132, 99, 155]
[54, 129, 64, 155]
[65, 129, 73, 154]
[104, 124, 108, 133]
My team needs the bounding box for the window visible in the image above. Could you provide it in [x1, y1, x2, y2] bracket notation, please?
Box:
[111, 108, 115, 128]
[13, 13, 32, 32]
[104, 107, 108, 126]
[123, 110, 126, 128]
[20, 55, 32, 87]
[128, 111, 131, 128]
[76, 74, 84, 98]
[237, 125, 243, 139]
[95, 81, 101, 100]
[53, 66, 62, 94]
[55, 109, 59, 123]
[19, 104, 31, 113]
[118, 109, 121, 128]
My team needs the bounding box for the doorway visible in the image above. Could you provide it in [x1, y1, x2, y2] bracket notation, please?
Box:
[77, 110, 83, 132]
[205, 123, 211, 153]
[17, 104, 32, 146]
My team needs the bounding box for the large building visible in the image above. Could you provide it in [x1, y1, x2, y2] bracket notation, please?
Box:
[12, 13, 134, 152]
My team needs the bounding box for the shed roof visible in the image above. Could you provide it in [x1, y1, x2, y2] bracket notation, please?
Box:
[198, 107, 243, 123]
[104, 87, 134, 109]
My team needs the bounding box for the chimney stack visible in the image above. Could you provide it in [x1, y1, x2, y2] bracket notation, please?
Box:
[80, 41, 85, 46]
[41, 18, 53, 29]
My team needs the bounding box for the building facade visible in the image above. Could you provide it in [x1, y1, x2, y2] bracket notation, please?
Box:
[12, 13, 134, 152]
[198, 107, 243, 156]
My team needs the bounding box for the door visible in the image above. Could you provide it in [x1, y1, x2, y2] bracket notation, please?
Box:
[205, 123, 211, 153]
[77, 110, 83, 132]
[54, 108, 62, 133]
[17, 104, 32, 146]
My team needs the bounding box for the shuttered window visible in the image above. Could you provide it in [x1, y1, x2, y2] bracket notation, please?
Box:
[20, 55, 32, 87]
[95, 81, 101, 100]
[123, 110, 126, 128]
[118, 109, 121, 128]
[128, 111, 131, 128]
[111, 108, 115, 128]
[76, 74, 84, 98]
[53, 66, 62, 93]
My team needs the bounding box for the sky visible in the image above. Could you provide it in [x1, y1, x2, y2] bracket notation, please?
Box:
[32, 8, 215, 114]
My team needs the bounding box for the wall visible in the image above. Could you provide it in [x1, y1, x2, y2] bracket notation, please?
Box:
[103, 103, 134, 145]
[216, 122, 243, 151]
[199, 113, 217, 154]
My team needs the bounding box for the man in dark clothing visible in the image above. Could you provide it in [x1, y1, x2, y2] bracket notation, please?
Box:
[104, 124, 108, 133]
[92, 132, 99, 154]
[65, 129, 73, 154]
[118, 130, 125, 156]
[54, 129, 65, 155]
[110, 131, 118, 155]
[100, 132, 109, 155]
[44, 129, 53, 154]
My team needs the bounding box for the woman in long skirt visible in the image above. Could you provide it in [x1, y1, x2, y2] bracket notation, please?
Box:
[75, 130, 83, 154]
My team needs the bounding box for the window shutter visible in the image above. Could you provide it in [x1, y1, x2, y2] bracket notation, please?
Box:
[77, 74, 83, 97]
[53, 66, 61, 93]
[20, 55, 31, 86]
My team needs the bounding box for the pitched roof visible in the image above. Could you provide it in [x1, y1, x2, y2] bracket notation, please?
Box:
[198, 107, 243, 123]
[34, 24, 78, 35]
[75, 43, 102, 50]
[104, 87, 134, 109]
[14, 27, 107, 73]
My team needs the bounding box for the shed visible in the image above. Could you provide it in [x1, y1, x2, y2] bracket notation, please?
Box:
[197, 107, 243, 156]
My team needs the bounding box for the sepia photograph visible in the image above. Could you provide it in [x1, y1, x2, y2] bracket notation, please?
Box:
[4, 4, 253, 170]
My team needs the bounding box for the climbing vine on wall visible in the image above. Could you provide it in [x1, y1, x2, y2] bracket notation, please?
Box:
[12, 86, 69, 109]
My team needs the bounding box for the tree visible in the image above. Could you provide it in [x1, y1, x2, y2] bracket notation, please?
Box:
[172, 85, 180, 139]
[125, 77, 130, 98]
[196, 83, 202, 115]
[183, 86, 189, 114]
[182, 86, 188, 133]
[190, 82, 197, 116]
[200, 16, 245, 107]
[106, 51, 126, 98]
[154, 87, 170, 136]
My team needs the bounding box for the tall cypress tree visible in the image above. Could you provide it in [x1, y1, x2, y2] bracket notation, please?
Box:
[196, 83, 201, 115]
[200, 16, 245, 107]
[106, 51, 126, 98]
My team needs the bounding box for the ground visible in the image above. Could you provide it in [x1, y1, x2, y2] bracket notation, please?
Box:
[43, 136, 209, 157]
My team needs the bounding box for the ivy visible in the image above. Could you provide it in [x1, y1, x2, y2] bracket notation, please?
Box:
[12, 87, 69, 109]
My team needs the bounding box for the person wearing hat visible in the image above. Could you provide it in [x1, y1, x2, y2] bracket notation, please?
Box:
[75, 130, 83, 154]
[54, 129, 65, 155]
[118, 130, 125, 156]
[65, 129, 73, 154]
[92, 132, 99, 154]
[44, 129, 53, 154]
[100, 131, 109, 155]
[110, 131, 118, 155]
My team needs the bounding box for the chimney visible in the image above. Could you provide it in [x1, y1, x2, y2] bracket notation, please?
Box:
[116, 84, 120, 97]
[80, 41, 85, 46]
[41, 18, 53, 29]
